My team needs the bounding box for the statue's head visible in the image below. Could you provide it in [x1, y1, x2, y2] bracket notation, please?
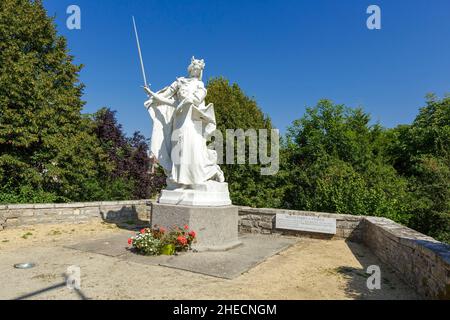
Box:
[188, 56, 205, 80]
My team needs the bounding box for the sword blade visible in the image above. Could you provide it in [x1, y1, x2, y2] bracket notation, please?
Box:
[132, 16, 148, 87]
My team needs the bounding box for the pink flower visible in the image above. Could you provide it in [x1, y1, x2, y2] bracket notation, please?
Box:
[177, 236, 188, 246]
[140, 228, 146, 234]
[184, 225, 189, 230]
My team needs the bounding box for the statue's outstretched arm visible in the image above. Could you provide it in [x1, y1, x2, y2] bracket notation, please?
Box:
[144, 86, 176, 106]
[158, 81, 178, 99]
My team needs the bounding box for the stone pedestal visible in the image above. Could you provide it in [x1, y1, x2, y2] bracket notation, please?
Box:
[151, 202, 241, 251]
[158, 181, 232, 206]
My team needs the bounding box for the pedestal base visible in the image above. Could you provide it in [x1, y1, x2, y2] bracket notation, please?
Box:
[151, 203, 241, 251]
[158, 181, 232, 206]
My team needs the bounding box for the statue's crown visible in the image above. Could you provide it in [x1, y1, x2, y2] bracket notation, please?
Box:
[190, 56, 205, 69]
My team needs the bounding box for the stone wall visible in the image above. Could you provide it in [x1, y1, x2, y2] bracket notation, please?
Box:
[362, 217, 450, 299]
[0, 200, 151, 230]
[238, 207, 364, 241]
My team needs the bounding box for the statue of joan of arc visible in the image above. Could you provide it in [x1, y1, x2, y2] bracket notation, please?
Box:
[144, 57, 225, 190]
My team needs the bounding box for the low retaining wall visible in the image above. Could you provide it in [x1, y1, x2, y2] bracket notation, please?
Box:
[0, 200, 151, 229]
[238, 206, 450, 299]
[238, 207, 364, 241]
[362, 217, 450, 299]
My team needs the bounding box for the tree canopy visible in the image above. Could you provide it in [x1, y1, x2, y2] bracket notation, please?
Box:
[0, 0, 160, 203]
[284, 100, 410, 220]
[0, 0, 102, 202]
[206, 78, 284, 208]
[387, 96, 450, 242]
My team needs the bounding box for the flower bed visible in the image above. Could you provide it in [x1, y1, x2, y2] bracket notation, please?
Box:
[128, 225, 196, 256]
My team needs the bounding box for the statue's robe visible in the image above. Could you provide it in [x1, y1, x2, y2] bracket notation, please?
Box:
[145, 77, 223, 186]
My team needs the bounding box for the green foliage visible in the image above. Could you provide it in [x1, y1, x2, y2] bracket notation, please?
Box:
[283, 100, 411, 225]
[388, 96, 450, 242]
[206, 78, 284, 207]
[0, 185, 57, 204]
[207, 85, 447, 240]
[281, 96, 449, 242]
[0, 1, 162, 203]
[207, 78, 272, 133]
[406, 156, 450, 243]
[91, 108, 151, 200]
[0, 0, 107, 203]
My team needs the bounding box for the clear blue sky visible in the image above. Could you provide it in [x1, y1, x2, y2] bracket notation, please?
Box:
[43, 0, 450, 138]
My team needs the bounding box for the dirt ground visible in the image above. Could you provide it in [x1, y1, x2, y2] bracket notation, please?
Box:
[0, 221, 420, 300]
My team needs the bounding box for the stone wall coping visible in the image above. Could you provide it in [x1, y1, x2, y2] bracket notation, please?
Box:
[2, 200, 151, 210]
[238, 206, 363, 221]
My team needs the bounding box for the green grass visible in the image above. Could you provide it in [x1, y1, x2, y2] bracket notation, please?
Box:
[21, 232, 33, 239]
[47, 230, 62, 236]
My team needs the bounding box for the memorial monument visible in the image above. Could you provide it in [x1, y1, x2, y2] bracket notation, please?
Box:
[133, 23, 240, 251]
[141, 56, 239, 251]
[143, 57, 231, 207]
[132, 17, 239, 251]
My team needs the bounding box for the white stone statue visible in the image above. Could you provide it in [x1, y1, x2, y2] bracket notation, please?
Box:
[144, 57, 231, 206]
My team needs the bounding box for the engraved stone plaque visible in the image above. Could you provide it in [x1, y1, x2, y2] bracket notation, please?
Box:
[276, 214, 336, 235]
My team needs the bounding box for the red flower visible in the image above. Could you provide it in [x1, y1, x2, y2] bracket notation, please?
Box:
[177, 236, 188, 245]
[140, 228, 146, 234]
[128, 238, 132, 245]
[184, 225, 189, 230]
[159, 227, 166, 233]
[188, 231, 196, 238]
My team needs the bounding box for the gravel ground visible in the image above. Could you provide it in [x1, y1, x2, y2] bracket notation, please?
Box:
[0, 221, 420, 300]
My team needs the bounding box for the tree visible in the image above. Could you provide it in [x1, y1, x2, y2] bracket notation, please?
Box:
[92, 108, 156, 200]
[388, 95, 450, 242]
[206, 78, 284, 207]
[128, 131, 153, 199]
[0, 0, 106, 203]
[283, 100, 411, 224]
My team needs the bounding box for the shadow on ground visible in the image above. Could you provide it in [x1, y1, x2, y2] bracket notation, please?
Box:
[13, 280, 89, 300]
[101, 207, 150, 231]
[334, 241, 420, 300]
